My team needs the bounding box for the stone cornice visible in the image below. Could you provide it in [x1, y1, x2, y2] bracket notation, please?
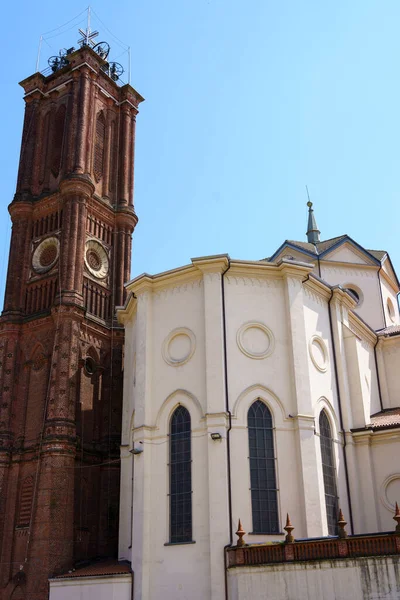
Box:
[331, 286, 358, 311]
[122, 256, 319, 309]
[347, 311, 377, 346]
[352, 428, 400, 445]
[380, 268, 400, 293]
[303, 276, 331, 302]
[117, 292, 137, 325]
[192, 254, 229, 274]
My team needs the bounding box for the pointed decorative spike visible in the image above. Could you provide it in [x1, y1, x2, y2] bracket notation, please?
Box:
[337, 508, 348, 538]
[235, 519, 246, 547]
[284, 513, 295, 543]
[306, 198, 320, 244]
[393, 502, 400, 533]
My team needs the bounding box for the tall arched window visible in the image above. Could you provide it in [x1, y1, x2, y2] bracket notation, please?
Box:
[169, 406, 192, 543]
[18, 475, 34, 528]
[248, 400, 279, 534]
[319, 410, 338, 535]
[51, 104, 66, 177]
[94, 112, 106, 182]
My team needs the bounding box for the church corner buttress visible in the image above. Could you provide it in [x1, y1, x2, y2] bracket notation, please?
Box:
[0, 40, 143, 600]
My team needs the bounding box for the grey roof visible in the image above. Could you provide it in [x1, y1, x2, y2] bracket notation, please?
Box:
[306, 202, 321, 244]
[377, 325, 400, 337]
[268, 235, 387, 266]
[367, 249, 387, 261]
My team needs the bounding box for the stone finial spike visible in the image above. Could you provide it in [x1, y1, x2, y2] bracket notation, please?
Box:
[284, 513, 295, 543]
[337, 508, 348, 538]
[393, 502, 400, 532]
[306, 199, 321, 244]
[235, 519, 246, 547]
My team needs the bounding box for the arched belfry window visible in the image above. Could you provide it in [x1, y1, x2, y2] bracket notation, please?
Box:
[169, 405, 192, 543]
[319, 410, 338, 535]
[51, 104, 66, 177]
[248, 400, 279, 534]
[94, 112, 106, 182]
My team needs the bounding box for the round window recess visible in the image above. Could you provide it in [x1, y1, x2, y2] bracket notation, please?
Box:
[162, 328, 196, 367]
[236, 322, 275, 360]
[343, 284, 363, 306]
[309, 335, 329, 373]
[32, 236, 60, 274]
[387, 298, 396, 323]
[83, 356, 96, 376]
[84, 240, 109, 279]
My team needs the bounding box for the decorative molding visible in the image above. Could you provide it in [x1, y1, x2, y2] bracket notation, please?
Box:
[322, 265, 376, 278]
[226, 276, 282, 289]
[31, 236, 60, 274]
[154, 279, 203, 299]
[309, 335, 328, 372]
[84, 239, 109, 279]
[303, 285, 326, 306]
[162, 327, 196, 367]
[380, 474, 400, 512]
[237, 322, 275, 360]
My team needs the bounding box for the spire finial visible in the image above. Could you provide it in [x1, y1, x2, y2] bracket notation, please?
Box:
[394, 502, 400, 532]
[235, 519, 246, 547]
[305, 188, 320, 244]
[284, 513, 295, 543]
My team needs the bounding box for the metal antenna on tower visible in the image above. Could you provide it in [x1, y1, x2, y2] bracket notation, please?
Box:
[306, 185, 311, 204]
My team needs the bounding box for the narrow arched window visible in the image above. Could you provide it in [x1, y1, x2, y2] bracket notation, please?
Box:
[169, 406, 192, 543]
[51, 104, 66, 177]
[248, 400, 279, 534]
[319, 410, 338, 535]
[18, 476, 34, 527]
[94, 112, 106, 181]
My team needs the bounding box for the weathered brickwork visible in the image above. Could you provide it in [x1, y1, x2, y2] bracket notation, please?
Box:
[0, 44, 143, 599]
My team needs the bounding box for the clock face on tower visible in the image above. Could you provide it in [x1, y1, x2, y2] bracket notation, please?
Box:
[84, 239, 109, 279]
[32, 236, 60, 274]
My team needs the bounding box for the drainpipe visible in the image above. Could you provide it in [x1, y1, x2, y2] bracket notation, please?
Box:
[328, 289, 355, 534]
[221, 259, 232, 600]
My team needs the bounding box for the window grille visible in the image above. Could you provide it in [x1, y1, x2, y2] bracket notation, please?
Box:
[169, 406, 192, 543]
[248, 400, 279, 534]
[319, 410, 338, 535]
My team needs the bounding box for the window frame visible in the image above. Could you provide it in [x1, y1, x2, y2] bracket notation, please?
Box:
[247, 399, 280, 535]
[168, 405, 193, 544]
[319, 410, 339, 536]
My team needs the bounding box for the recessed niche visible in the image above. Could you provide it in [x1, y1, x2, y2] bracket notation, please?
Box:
[237, 322, 275, 360]
[309, 335, 328, 372]
[381, 475, 400, 512]
[387, 298, 396, 323]
[162, 328, 196, 367]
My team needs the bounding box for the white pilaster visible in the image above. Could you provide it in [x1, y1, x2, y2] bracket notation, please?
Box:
[283, 268, 324, 536]
[130, 287, 153, 600]
[195, 258, 230, 600]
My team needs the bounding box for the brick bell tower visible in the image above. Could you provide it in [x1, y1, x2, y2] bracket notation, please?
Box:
[0, 30, 143, 600]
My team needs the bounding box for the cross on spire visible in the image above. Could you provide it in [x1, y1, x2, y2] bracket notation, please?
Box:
[78, 7, 99, 47]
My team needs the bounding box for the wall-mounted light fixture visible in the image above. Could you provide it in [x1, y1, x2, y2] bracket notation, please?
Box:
[210, 432, 222, 441]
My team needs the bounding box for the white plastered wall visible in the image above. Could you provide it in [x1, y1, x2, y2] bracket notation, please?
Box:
[49, 575, 132, 600]
[320, 262, 384, 331]
[117, 256, 400, 600]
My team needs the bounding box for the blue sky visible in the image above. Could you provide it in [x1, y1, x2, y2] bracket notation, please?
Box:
[1, 0, 400, 303]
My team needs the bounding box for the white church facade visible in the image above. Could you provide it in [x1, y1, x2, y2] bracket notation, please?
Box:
[50, 205, 400, 599]
[114, 205, 400, 599]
